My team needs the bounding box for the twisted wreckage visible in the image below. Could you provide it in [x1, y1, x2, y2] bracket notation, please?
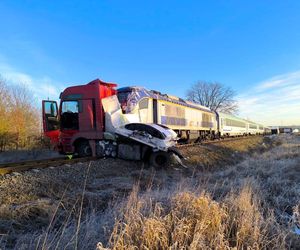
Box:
[42, 79, 182, 168]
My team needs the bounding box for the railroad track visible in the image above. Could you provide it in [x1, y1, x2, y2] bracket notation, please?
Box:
[177, 135, 262, 148]
[0, 156, 96, 175]
[0, 136, 261, 175]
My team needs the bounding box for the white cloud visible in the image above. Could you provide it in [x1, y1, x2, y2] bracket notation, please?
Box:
[0, 60, 64, 104]
[0, 61, 33, 86]
[255, 71, 300, 90]
[40, 84, 60, 97]
[238, 70, 300, 126]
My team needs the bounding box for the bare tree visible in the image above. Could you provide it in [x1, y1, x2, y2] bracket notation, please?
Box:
[0, 77, 12, 151]
[0, 75, 40, 150]
[186, 81, 238, 114]
[9, 83, 40, 148]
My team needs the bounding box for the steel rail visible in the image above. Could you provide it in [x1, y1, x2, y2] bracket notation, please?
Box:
[0, 156, 96, 175]
[176, 135, 262, 148]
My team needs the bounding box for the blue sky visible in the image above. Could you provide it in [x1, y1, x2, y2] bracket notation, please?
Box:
[1, 0, 300, 125]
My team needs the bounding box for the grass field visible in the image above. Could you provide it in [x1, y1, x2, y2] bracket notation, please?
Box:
[0, 135, 299, 249]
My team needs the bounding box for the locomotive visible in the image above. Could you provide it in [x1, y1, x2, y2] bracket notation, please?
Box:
[117, 86, 266, 141]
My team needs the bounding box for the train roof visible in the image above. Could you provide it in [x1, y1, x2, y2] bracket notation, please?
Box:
[218, 112, 266, 127]
[118, 86, 213, 113]
[217, 112, 247, 122]
[118, 86, 267, 127]
[243, 119, 262, 126]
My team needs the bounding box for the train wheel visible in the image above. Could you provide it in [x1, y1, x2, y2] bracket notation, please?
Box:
[76, 141, 92, 157]
[149, 151, 171, 169]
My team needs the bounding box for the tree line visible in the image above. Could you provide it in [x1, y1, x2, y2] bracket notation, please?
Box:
[0, 76, 41, 151]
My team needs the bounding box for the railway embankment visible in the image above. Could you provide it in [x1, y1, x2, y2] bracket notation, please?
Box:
[180, 135, 278, 170]
[0, 135, 299, 249]
[0, 149, 61, 164]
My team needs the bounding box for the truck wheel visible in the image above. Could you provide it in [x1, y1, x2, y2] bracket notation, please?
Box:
[149, 151, 171, 169]
[76, 141, 92, 157]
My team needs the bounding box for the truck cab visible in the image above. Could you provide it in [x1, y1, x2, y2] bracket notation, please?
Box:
[42, 79, 117, 156]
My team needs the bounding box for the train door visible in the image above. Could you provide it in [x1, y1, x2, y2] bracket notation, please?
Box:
[42, 100, 60, 145]
[153, 99, 158, 123]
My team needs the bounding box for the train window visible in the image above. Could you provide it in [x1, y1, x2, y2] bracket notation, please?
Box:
[165, 104, 185, 117]
[202, 113, 210, 122]
[202, 113, 212, 127]
[225, 118, 245, 128]
[139, 98, 148, 109]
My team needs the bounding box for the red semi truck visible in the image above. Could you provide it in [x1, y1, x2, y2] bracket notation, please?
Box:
[42, 79, 180, 167]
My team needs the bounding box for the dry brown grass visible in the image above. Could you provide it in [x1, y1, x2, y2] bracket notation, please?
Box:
[181, 136, 266, 168]
[97, 185, 285, 250]
[1, 134, 299, 249]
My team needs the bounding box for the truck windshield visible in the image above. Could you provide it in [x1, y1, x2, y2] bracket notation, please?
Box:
[60, 100, 79, 130]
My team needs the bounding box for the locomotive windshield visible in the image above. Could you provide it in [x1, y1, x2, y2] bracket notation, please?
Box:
[117, 87, 152, 114]
[117, 90, 138, 114]
[117, 91, 130, 112]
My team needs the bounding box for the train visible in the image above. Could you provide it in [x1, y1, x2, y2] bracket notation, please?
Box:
[117, 86, 268, 142]
[42, 79, 267, 167]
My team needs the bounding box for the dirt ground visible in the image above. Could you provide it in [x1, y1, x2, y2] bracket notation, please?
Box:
[0, 135, 299, 249]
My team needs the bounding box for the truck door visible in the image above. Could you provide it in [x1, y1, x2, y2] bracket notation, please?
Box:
[79, 99, 95, 131]
[42, 100, 60, 145]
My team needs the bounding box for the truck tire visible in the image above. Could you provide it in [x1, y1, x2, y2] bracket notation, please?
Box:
[76, 141, 92, 157]
[149, 151, 171, 169]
